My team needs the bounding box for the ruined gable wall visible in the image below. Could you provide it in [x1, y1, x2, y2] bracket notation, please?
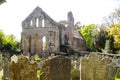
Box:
[21, 7, 60, 54]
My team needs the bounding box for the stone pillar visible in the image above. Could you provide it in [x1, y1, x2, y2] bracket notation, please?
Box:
[38, 37, 42, 54]
[22, 34, 25, 52]
[46, 36, 49, 53]
[31, 36, 34, 54]
[26, 36, 29, 53]
[38, 17, 42, 27]
[33, 18, 36, 27]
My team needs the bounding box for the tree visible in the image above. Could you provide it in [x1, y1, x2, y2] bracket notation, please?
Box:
[92, 25, 108, 52]
[103, 12, 119, 27]
[103, 6, 120, 27]
[103, 6, 120, 53]
[0, 0, 6, 5]
[109, 23, 120, 49]
[0, 30, 5, 50]
[0, 30, 20, 53]
[81, 24, 98, 50]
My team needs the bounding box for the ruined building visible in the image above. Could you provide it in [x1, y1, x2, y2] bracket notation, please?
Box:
[21, 6, 86, 55]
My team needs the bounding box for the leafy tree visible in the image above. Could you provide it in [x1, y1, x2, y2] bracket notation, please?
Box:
[0, 30, 5, 50]
[81, 24, 98, 50]
[109, 23, 120, 49]
[0, 0, 6, 5]
[93, 25, 108, 52]
[0, 30, 20, 53]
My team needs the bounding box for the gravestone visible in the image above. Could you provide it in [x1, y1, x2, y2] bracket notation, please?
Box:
[10, 56, 37, 80]
[40, 59, 50, 80]
[116, 68, 120, 79]
[106, 58, 120, 80]
[0, 54, 3, 79]
[41, 56, 71, 80]
[81, 53, 111, 80]
[0, 54, 3, 70]
[3, 56, 10, 80]
[11, 55, 18, 63]
[50, 56, 71, 80]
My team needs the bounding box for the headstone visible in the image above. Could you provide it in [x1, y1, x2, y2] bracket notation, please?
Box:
[0, 53, 3, 79]
[11, 55, 18, 63]
[41, 56, 71, 80]
[116, 68, 120, 79]
[0, 54, 3, 70]
[106, 58, 120, 80]
[50, 56, 71, 80]
[81, 53, 111, 80]
[3, 56, 10, 80]
[10, 56, 37, 80]
[40, 59, 50, 80]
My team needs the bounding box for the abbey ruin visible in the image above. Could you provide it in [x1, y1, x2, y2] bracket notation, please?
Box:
[21, 6, 86, 55]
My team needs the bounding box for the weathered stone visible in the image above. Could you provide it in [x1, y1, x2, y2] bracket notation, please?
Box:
[21, 6, 86, 55]
[0, 54, 3, 71]
[41, 56, 71, 80]
[40, 59, 50, 80]
[10, 56, 37, 80]
[71, 69, 80, 80]
[50, 56, 71, 80]
[0, 53, 3, 79]
[106, 58, 120, 80]
[11, 54, 18, 63]
[3, 56, 10, 80]
[81, 53, 112, 80]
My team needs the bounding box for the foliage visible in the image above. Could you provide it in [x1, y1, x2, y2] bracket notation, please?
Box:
[92, 25, 108, 52]
[0, 0, 6, 5]
[109, 23, 120, 49]
[103, 6, 120, 53]
[81, 24, 98, 50]
[0, 30, 20, 53]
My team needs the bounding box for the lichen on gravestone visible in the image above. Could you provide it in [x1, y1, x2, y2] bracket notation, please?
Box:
[116, 68, 120, 78]
[81, 53, 112, 80]
[106, 59, 120, 80]
[10, 56, 37, 80]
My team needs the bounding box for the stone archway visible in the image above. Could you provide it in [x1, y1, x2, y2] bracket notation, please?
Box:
[42, 36, 46, 53]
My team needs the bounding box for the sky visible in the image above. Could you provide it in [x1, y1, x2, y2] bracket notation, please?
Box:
[0, 0, 120, 40]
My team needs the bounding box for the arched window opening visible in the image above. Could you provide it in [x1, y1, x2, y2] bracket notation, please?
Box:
[42, 36, 46, 51]
[36, 18, 39, 27]
[42, 19, 45, 27]
[30, 20, 33, 26]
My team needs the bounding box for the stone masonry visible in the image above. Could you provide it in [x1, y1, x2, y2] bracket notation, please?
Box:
[21, 6, 86, 55]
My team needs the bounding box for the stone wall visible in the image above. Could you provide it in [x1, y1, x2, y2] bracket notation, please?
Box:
[21, 6, 86, 56]
[22, 7, 60, 55]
